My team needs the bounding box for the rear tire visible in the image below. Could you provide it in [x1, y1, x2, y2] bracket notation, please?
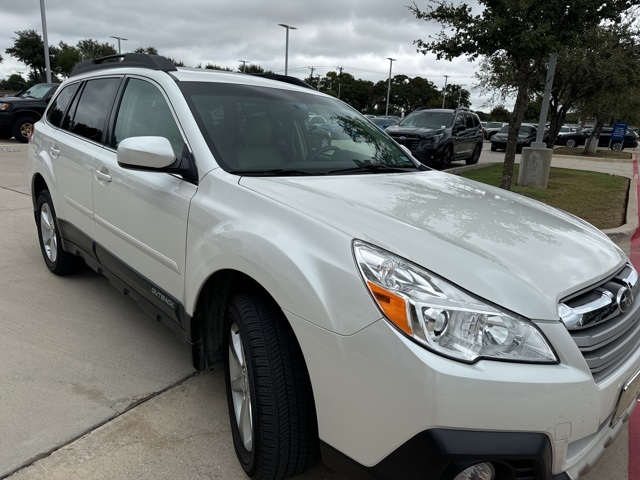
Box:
[565, 138, 577, 148]
[466, 143, 482, 165]
[12, 116, 37, 143]
[35, 191, 84, 275]
[611, 142, 623, 151]
[224, 291, 318, 479]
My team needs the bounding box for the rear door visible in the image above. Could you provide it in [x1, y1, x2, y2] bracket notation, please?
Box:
[48, 78, 121, 243]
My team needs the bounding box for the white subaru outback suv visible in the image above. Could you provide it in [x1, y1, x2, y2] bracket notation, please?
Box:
[27, 54, 640, 480]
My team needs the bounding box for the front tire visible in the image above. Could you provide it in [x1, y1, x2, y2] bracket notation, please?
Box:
[35, 191, 83, 275]
[565, 138, 577, 148]
[224, 292, 318, 479]
[440, 146, 453, 169]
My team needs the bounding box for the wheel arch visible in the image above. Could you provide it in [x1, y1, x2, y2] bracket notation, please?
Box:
[190, 269, 314, 381]
[31, 173, 49, 210]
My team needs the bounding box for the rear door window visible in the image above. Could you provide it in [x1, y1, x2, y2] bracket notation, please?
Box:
[46, 83, 80, 128]
[67, 78, 121, 143]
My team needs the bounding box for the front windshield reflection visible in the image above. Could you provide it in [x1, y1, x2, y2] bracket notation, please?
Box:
[180, 82, 419, 176]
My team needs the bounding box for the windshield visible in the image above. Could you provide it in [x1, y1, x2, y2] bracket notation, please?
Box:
[398, 111, 453, 129]
[179, 82, 419, 176]
[19, 83, 54, 99]
[498, 125, 535, 135]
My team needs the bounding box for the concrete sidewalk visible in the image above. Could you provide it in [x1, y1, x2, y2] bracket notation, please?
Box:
[2, 141, 634, 480]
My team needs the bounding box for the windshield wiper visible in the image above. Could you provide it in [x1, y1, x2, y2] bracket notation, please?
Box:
[328, 164, 418, 174]
[229, 168, 323, 176]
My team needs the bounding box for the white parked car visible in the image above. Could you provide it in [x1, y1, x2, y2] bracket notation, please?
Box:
[27, 54, 640, 480]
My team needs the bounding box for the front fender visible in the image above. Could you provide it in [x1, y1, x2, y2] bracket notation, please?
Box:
[184, 170, 381, 335]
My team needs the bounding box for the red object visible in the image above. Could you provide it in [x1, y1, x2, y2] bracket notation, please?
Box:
[628, 151, 640, 480]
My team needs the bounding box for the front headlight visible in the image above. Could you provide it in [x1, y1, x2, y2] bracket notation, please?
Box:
[353, 241, 558, 364]
[0, 102, 12, 111]
[419, 134, 442, 146]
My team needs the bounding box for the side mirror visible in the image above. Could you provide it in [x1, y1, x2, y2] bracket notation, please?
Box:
[117, 136, 175, 169]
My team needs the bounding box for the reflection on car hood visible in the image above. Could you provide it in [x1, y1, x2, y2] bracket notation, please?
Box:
[241, 171, 624, 320]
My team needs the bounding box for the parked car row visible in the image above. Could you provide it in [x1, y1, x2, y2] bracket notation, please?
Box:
[555, 126, 638, 150]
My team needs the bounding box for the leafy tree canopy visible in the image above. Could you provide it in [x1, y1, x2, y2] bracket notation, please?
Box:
[409, 0, 634, 189]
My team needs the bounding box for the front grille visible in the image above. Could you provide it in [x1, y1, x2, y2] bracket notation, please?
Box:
[559, 264, 640, 382]
[388, 133, 421, 150]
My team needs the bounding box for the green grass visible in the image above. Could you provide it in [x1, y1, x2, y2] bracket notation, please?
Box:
[457, 164, 629, 230]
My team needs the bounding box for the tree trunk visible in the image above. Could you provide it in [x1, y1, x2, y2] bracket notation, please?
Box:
[499, 75, 530, 190]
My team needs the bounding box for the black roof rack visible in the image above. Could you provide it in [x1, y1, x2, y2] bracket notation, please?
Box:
[71, 53, 177, 76]
[250, 73, 315, 90]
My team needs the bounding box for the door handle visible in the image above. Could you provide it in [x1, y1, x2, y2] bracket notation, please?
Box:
[95, 168, 112, 184]
[49, 146, 60, 159]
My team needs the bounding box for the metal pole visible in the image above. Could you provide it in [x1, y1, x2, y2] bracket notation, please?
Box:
[110, 36, 128, 54]
[239, 60, 248, 73]
[533, 53, 557, 146]
[457, 85, 467, 107]
[39, 0, 52, 83]
[385, 58, 396, 116]
[278, 24, 297, 76]
[441, 75, 449, 109]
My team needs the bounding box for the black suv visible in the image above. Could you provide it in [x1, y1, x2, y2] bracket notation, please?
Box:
[385, 108, 483, 169]
[0, 83, 59, 142]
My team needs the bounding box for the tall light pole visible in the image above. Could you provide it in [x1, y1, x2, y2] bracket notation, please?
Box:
[39, 0, 51, 83]
[385, 57, 396, 116]
[441, 75, 449, 108]
[239, 60, 248, 73]
[110, 36, 128, 54]
[278, 24, 297, 75]
[457, 84, 467, 107]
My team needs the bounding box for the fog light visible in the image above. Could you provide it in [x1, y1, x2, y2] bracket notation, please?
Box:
[453, 462, 495, 480]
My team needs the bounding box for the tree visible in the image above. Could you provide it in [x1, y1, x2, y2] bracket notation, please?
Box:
[490, 105, 510, 122]
[0, 73, 27, 91]
[410, 0, 634, 190]
[77, 39, 117, 60]
[204, 63, 232, 71]
[133, 46, 158, 55]
[5, 30, 49, 83]
[543, 20, 640, 149]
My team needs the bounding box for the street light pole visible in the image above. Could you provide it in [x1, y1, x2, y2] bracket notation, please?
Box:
[278, 24, 297, 75]
[385, 58, 396, 116]
[39, 0, 52, 83]
[457, 84, 467, 107]
[110, 36, 128, 54]
[441, 75, 449, 109]
[239, 60, 248, 73]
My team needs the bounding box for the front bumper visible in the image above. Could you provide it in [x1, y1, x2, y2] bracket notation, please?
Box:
[290, 313, 640, 480]
[321, 430, 568, 480]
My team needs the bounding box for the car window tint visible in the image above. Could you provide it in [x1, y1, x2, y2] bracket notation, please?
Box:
[454, 114, 465, 128]
[46, 83, 80, 128]
[112, 78, 186, 159]
[465, 114, 475, 128]
[68, 78, 120, 143]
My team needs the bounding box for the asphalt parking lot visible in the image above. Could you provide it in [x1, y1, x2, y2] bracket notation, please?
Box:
[0, 139, 632, 479]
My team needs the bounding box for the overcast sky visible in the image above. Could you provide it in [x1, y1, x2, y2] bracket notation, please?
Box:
[1, 0, 493, 109]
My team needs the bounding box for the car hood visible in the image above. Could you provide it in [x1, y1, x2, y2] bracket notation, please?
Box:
[240, 171, 625, 320]
[386, 126, 445, 137]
